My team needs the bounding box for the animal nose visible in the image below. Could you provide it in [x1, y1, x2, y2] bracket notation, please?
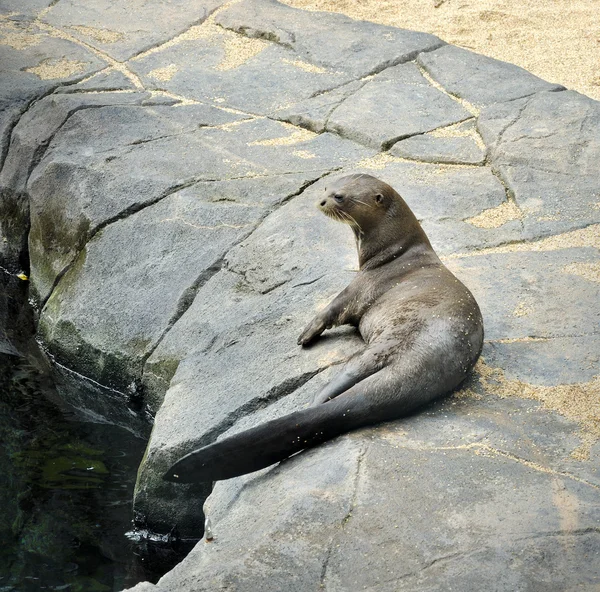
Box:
[320, 200, 327, 207]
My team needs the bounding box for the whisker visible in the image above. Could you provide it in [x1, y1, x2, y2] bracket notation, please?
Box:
[350, 198, 373, 209]
[340, 210, 363, 234]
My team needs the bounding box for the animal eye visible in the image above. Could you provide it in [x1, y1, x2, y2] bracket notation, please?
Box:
[375, 194, 384, 204]
[333, 194, 344, 203]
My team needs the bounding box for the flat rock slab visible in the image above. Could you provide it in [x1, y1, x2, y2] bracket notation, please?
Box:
[130, 39, 352, 115]
[129, 0, 443, 117]
[39, 186, 265, 391]
[0, 16, 105, 167]
[390, 120, 486, 165]
[478, 90, 600, 237]
[446, 248, 600, 341]
[271, 79, 365, 133]
[0, 0, 54, 16]
[327, 63, 472, 149]
[417, 45, 564, 108]
[1, 0, 599, 589]
[215, 0, 444, 78]
[41, 0, 225, 61]
[28, 105, 371, 304]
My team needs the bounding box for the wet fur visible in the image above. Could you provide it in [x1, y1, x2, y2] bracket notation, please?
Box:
[164, 174, 484, 483]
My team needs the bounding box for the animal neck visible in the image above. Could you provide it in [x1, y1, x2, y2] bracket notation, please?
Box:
[355, 201, 433, 271]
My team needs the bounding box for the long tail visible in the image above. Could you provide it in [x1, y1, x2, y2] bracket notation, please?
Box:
[163, 391, 375, 483]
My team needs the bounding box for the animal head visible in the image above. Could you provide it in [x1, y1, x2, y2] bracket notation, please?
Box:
[316, 173, 431, 269]
[318, 174, 398, 235]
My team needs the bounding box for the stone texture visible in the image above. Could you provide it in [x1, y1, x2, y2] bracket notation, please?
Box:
[1, 91, 151, 193]
[272, 79, 366, 133]
[478, 90, 600, 237]
[130, 0, 444, 117]
[56, 68, 138, 92]
[39, 173, 324, 393]
[446, 248, 600, 341]
[41, 0, 226, 61]
[0, 0, 53, 17]
[130, 36, 353, 116]
[0, 17, 106, 169]
[0, 17, 107, 273]
[391, 133, 485, 164]
[327, 62, 472, 149]
[25, 103, 247, 303]
[390, 120, 486, 164]
[0, 92, 151, 279]
[27, 106, 370, 305]
[215, 0, 444, 78]
[418, 45, 564, 108]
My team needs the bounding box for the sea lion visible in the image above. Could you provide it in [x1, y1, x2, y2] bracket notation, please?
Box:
[164, 174, 483, 483]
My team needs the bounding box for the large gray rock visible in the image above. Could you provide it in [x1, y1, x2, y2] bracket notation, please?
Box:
[129, 385, 600, 591]
[271, 79, 366, 133]
[390, 120, 486, 165]
[417, 45, 564, 108]
[446, 248, 600, 341]
[1, 91, 151, 193]
[129, 31, 353, 115]
[215, 0, 444, 77]
[26, 103, 249, 303]
[0, 0, 53, 16]
[478, 90, 600, 237]
[327, 63, 472, 149]
[33, 110, 372, 393]
[130, 0, 443, 117]
[134, 181, 365, 535]
[0, 92, 151, 283]
[39, 187, 263, 391]
[39, 173, 323, 395]
[0, 17, 106, 168]
[55, 67, 138, 93]
[0, 17, 107, 272]
[130, 225, 600, 582]
[41, 0, 226, 61]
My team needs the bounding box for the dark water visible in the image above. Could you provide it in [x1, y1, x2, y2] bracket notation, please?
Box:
[0, 352, 151, 592]
[0, 271, 192, 591]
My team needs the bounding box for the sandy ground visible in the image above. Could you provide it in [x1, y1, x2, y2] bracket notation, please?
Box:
[283, 0, 600, 101]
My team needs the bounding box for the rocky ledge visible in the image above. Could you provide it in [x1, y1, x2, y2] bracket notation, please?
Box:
[1, 0, 599, 590]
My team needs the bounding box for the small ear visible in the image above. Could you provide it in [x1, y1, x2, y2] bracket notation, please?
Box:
[375, 193, 384, 204]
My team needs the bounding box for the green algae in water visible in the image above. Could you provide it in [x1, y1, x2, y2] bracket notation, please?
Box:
[0, 353, 148, 591]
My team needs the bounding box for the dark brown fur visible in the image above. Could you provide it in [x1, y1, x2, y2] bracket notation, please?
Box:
[164, 174, 484, 483]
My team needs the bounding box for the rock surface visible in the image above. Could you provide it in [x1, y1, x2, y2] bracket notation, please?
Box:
[1, 0, 598, 590]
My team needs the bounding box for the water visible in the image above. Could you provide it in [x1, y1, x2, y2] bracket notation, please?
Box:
[0, 271, 192, 591]
[0, 352, 151, 591]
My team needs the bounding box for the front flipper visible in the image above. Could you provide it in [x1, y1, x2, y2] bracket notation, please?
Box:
[297, 315, 328, 346]
[298, 284, 358, 346]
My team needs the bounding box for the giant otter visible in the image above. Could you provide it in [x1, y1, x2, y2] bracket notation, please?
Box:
[164, 174, 484, 483]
